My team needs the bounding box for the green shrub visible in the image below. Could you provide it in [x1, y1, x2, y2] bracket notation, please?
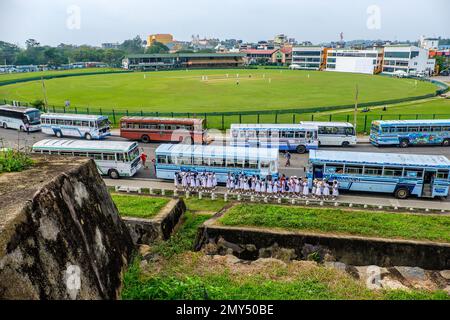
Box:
[0, 150, 33, 173]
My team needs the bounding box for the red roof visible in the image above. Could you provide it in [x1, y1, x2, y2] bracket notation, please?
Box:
[242, 49, 278, 55]
[280, 47, 292, 54]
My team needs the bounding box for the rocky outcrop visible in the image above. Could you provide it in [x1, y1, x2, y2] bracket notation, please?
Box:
[122, 198, 186, 245]
[0, 156, 133, 300]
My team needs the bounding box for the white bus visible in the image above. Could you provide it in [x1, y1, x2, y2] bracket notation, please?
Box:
[229, 124, 319, 154]
[155, 144, 279, 182]
[32, 139, 142, 179]
[300, 121, 357, 147]
[40, 113, 111, 140]
[0, 105, 41, 132]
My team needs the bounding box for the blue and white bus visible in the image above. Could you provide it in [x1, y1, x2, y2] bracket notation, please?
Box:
[40, 113, 111, 140]
[229, 124, 319, 154]
[370, 119, 450, 148]
[307, 150, 450, 199]
[0, 105, 41, 132]
[155, 144, 279, 182]
[32, 139, 142, 179]
[300, 121, 357, 147]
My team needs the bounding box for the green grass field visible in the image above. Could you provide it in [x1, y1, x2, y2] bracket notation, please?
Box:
[218, 204, 450, 243]
[112, 194, 169, 219]
[0, 69, 439, 112]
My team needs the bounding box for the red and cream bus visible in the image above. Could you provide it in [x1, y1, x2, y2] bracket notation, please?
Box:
[119, 117, 208, 144]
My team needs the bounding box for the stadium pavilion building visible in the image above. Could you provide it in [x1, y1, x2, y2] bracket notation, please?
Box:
[122, 53, 246, 70]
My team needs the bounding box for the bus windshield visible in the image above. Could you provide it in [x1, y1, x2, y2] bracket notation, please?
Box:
[97, 119, 109, 128]
[25, 110, 41, 124]
[371, 124, 380, 133]
[127, 147, 140, 162]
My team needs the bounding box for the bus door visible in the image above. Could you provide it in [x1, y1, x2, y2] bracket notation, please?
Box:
[422, 169, 436, 197]
[313, 165, 324, 179]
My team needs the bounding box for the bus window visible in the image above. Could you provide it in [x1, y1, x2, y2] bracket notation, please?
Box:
[260, 161, 269, 169]
[73, 120, 82, 126]
[430, 126, 441, 132]
[82, 121, 89, 127]
[73, 152, 87, 157]
[405, 169, 423, 178]
[383, 167, 403, 177]
[325, 164, 344, 174]
[157, 155, 167, 164]
[178, 156, 191, 165]
[117, 153, 125, 162]
[282, 131, 294, 138]
[344, 166, 363, 175]
[437, 170, 449, 179]
[419, 126, 430, 132]
[364, 166, 383, 176]
[344, 127, 355, 135]
[443, 126, 450, 132]
[56, 119, 65, 125]
[226, 158, 235, 167]
[64, 120, 73, 126]
[193, 157, 203, 166]
[295, 131, 305, 138]
[408, 127, 419, 132]
[212, 158, 224, 167]
[103, 153, 116, 161]
[397, 126, 407, 132]
[90, 121, 95, 127]
[381, 127, 389, 133]
[60, 152, 74, 156]
[89, 153, 102, 160]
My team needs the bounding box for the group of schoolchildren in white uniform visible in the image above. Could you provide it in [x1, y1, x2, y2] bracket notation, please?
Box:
[225, 173, 340, 200]
[174, 171, 218, 192]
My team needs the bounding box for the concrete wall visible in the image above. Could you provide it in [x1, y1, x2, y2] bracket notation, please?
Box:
[196, 218, 450, 270]
[0, 157, 133, 300]
[122, 198, 186, 245]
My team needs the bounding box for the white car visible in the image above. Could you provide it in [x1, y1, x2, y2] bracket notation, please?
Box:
[289, 64, 301, 70]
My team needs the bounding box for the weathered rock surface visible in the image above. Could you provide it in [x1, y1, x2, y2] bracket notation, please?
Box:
[0, 156, 133, 300]
[122, 198, 186, 245]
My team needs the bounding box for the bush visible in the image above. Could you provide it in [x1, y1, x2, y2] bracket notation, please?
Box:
[0, 150, 33, 173]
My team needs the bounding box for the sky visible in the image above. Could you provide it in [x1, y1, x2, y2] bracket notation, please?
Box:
[0, 0, 449, 47]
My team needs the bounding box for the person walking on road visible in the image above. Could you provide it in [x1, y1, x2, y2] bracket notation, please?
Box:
[284, 151, 291, 167]
[140, 149, 147, 169]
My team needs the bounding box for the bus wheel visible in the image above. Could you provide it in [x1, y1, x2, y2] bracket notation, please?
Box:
[399, 139, 409, 148]
[85, 133, 92, 140]
[296, 145, 306, 154]
[56, 131, 63, 138]
[341, 141, 350, 147]
[442, 139, 450, 147]
[108, 169, 120, 179]
[19, 126, 25, 132]
[2, 122, 7, 129]
[141, 135, 150, 143]
[395, 187, 409, 199]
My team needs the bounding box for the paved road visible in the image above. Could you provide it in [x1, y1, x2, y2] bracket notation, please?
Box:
[1, 128, 449, 209]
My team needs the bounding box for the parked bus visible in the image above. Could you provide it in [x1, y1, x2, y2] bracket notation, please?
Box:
[120, 117, 208, 144]
[370, 119, 450, 148]
[307, 150, 450, 199]
[40, 113, 111, 140]
[155, 144, 279, 182]
[229, 124, 319, 154]
[32, 139, 142, 179]
[0, 105, 41, 132]
[300, 121, 357, 147]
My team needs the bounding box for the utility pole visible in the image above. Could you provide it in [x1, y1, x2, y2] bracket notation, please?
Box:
[354, 84, 359, 132]
[41, 77, 49, 112]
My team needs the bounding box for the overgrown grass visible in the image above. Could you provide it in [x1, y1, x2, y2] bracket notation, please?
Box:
[218, 204, 450, 243]
[120, 198, 449, 300]
[111, 194, 169, 219]
[150, 212, 211, 259]
[0, 150, 33, 173]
